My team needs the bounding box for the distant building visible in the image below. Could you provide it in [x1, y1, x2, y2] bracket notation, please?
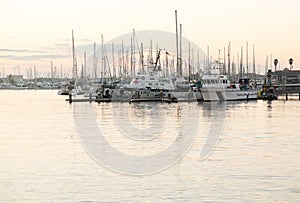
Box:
[271, 68, 300, 84]
[1, 75, 24, 84]
[10, 75, 23, 82]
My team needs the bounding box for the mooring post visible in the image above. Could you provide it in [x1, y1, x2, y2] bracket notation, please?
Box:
[286, 93, 288, 100]
[89, 93, 92, 103]
[68, 93, 72, 104]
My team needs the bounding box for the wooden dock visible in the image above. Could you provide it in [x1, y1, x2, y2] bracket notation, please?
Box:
[95, 98, 112, 103]
[262, 83, 300, 100]
[66, 98, 94, 103]
[65, 94, 112, 103]
[276, 83, 300, 100]
[268, 69, 300, 100]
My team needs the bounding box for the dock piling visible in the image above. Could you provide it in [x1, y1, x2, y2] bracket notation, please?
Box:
[89, 93, 92, 103]
[68, 93, 72, 103]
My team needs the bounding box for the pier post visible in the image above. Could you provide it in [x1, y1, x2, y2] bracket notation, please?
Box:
[299, 92, 300, 100]
[89, 93, 92, 103]
[68, 93, 72, 104]
[286, 93, 288, 100]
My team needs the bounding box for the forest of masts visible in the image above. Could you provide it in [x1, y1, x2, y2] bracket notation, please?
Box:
[65, 38, 271, 84]
[15, 38, 274, 84]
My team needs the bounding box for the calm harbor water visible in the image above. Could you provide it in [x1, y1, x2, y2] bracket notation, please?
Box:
[0, 90, 299, 202]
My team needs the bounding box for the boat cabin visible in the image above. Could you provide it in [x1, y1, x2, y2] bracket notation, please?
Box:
[201, 74, 231, 87]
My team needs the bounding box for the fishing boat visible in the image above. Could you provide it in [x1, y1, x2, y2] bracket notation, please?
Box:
[129, 87, 178, 103]
[57, 82, 73, 95]
[200, 73, 257, 101]
[124, 72, 175, 91]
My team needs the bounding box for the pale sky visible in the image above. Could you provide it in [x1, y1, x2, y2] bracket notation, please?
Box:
[1, 0, 300, 76]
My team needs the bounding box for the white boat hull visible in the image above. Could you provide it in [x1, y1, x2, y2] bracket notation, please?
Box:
[201, 88, 257, 101]
[171, 90, 202, 101]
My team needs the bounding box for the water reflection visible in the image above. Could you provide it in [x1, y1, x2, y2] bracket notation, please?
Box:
[199, 102, 226, 161]
[267, 100, 272, 109]
[75, 101, 199, 175]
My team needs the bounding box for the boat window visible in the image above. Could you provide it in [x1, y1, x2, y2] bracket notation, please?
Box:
[148, 83, 153, 86]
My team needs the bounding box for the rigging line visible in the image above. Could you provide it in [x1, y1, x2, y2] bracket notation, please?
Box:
[103, 44, 112, 79]
[134, 31, 141, 56]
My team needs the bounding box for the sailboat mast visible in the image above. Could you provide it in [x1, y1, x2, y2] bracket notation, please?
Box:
[93, 42, 97, 79]
[253, 45, 256, 81]
[122, 40, 124, 78]
[223, 47, 226, 75]
[175, 10, 179, 76]
[166, 50, 169, 77]
[118, 49, 121, 78]
[188, 43, 191, 82]
[246, 42, 249, 77]
[84, 52, 87, 81]
[72, 30, 77, 80]
[180, 24, 183, 77]
[237, 53, 239, 82]
[141, 43, 144, 74]
[265, 56, 268, 74]
[207, 46, 210, 72]
[150, 39, 153, 65]
[227, 42, 231, 78]
[112, 42, 115, 79]
[197, 49, 200, 77]
[101, 34, 104, 84]
[240, 47, 243, 78]
[51, 60, 53, 82]
[232, 56, 235, 77]
[191, 48, 194, 79]
[130, 37, 133, 77]
[132, 29, 135, 76]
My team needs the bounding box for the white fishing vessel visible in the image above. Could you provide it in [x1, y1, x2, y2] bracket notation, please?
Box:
[200, 72, 257, 101]
[124, 72, 176, 91]
[120, 48, 202, 101]
[57, 82, 73, 95]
